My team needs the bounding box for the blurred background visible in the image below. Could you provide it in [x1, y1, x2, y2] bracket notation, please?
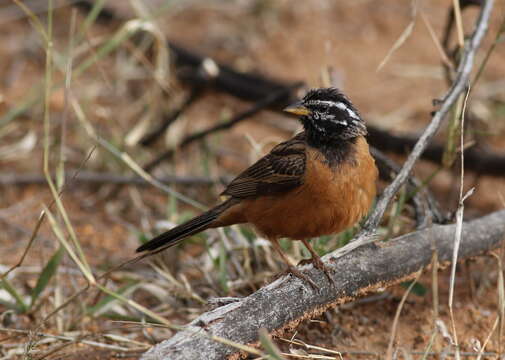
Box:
[1, 1, 505, 359]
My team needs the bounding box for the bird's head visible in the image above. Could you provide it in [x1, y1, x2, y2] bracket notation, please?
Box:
[284, 87, 366, 143]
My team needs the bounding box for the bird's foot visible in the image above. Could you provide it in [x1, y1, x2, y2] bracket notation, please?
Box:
[310, 256, 335, 286]
[285, 266, 319, 290]
[297, 256, 335, 286]
[297, 258, 312, 266]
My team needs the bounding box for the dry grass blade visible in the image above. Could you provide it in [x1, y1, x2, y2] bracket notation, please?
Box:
[452, 0, 465, 47]
[43, 206, 95, 284]
[475, 316, 499, 360]
[258, 328, 286, 360]
[94, 283, 171, 327]
[70, 96, 206, 210]
[57, 7, 77, 190]
[376, 0, 417, 72]
[0, 327, 135, 352]
[420, 330, 438, 360]
[0, 14, 158, 130]
[491, 251, 505, 354]
[448, 85, 472, 360]
[280, 354, 339, 359]
[11, 0, 48, 42]
[386, 271, 422, 360]
[420, 11, 454, 69]
[0, 211, 45, 281]
[279, 337, 343, 358]
[41, 2, 94, 286]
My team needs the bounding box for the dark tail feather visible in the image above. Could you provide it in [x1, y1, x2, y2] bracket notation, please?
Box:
[136, 200, 232, 254]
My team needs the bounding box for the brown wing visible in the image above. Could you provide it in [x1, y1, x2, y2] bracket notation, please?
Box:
[221, 133, 306, 198]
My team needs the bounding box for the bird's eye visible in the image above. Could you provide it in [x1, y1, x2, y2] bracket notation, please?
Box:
[312, 112, 320, 120]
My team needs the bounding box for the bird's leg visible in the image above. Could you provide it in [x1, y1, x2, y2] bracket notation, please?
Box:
[270, 238, 318, 290]
[300, 238, 335, 285]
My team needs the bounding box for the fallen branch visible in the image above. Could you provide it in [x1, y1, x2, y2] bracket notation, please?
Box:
[141, 209, 505, 360]
[367, 125, 505, 177]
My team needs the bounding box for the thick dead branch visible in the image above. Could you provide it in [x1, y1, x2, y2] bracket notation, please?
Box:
[141, 209, 505, 360]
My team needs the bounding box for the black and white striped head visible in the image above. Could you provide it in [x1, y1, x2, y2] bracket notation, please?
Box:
[284, 88, 366, 142]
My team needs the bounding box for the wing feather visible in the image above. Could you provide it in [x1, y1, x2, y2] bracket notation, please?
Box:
[222, 133, 306, 198]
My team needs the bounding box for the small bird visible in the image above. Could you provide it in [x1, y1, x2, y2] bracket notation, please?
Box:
[137, 87, 378, 287]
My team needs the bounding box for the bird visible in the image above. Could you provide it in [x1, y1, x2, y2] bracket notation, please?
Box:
[137, 87, 378, 288]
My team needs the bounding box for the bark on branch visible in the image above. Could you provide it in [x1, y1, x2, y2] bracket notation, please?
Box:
[142, 209, 505, 360]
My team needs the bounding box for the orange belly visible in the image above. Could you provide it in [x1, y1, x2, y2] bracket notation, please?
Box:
[235, 137, 377, 240]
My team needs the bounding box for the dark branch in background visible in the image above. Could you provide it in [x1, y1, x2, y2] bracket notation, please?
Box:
[143, 83, 303, 172]
[0, 171, 230, 187]
[367, 125, 505, 177]
[168, 42, 298, 107]
[370, 148, 447, 227]
[139, 88, 203, 146]
[142, 209, 505, 360]
[72, 1, 505, 177]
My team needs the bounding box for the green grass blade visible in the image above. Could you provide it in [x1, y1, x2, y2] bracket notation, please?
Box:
[218, 241, 229, 293]
[0, 278, 28, 313]
[30, 246, 64, 308]
[400, 280, 427, 297]
[78, 0, 107, 38]
[86, 280, 139, 316]
[0, 87, 42, 128]
[259, 328, 285, 360]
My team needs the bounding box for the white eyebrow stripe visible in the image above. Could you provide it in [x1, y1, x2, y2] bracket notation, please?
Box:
[346, 108, 360, 120]
[306, 100, 361, 120]
[334, 102, 348, 110]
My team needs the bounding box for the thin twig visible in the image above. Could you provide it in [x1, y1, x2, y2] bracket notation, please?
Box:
[338, 0, 493, 257]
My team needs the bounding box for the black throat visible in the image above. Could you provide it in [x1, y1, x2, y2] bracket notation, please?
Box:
[304, 129, 357, 167]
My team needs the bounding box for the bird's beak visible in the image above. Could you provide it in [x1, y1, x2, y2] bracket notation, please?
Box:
[283, 101, 310, 116]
